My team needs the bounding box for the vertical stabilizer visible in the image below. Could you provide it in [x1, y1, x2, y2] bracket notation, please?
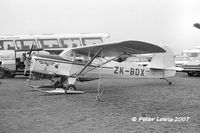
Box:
[148, 46, 176, 77]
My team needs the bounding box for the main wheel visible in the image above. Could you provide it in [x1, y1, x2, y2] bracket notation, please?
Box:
[0, 68, 5, 79]
[64, 84, 76, 94]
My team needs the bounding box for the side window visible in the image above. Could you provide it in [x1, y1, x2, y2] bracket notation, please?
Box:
[60, 38, 81, 48]
[81, 38, 103, 46]
[72, 38, 81, 48]
[74, 52, 90, 64]
[38, 39, 60, 48]
[0, 40, 15, 50]
[15, 40, 37, 50]
[60, 38, 72, 48]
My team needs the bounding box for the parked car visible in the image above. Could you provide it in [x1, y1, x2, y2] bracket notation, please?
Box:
[175, 55, 192, 67]
[182, 55, 200, 76]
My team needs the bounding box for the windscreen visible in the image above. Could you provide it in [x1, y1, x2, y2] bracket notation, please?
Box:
[185, 52, 199, 57]
[175, 56, 190, 61]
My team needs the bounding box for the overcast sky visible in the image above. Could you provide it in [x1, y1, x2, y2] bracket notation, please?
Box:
[0, 0, 200, 54]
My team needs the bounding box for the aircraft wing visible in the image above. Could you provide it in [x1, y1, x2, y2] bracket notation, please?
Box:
[70, 40, 165, 57]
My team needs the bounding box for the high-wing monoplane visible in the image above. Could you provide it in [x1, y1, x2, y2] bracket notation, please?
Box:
[27, 40, 176, 99]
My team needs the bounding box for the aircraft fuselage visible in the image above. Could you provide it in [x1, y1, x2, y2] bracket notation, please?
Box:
[30, 55, 174, 80]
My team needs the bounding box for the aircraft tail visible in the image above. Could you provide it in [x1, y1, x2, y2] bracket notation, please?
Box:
[148, 46, 176, 77]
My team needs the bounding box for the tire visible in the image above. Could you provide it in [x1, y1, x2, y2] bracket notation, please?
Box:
[8, 74, 15, 78]
[64, 84, 76, 94]
[194, 72, 200, 77]
[188, 72, 194, 76]
[0, 68, 5, 79]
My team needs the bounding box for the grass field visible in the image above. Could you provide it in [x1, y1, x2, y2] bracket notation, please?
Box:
[0, 72, 200, 133]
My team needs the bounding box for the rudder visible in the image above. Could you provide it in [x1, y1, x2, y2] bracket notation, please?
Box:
[148, 46, 176, 77]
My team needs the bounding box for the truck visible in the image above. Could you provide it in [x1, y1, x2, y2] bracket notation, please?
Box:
[0, 33, 110, 78]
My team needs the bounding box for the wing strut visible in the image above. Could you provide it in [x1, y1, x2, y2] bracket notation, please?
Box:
[82, 53, 125, 75]
[76, 48, 103, 77]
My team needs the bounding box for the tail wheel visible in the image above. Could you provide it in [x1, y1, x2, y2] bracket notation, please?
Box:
[0, 68, 5, 79]
[64, 84, 76, 94]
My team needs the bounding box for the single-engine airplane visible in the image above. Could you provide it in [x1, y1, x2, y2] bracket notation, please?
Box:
[27, 40, 176, 99]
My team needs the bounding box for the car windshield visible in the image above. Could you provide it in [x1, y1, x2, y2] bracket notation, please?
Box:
[185, 52, 199, 57]
[191, 56, 200, 62]
[175, 56, 190, 61]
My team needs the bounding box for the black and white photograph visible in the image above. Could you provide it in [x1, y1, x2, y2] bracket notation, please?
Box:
[0, 0, 200, 132]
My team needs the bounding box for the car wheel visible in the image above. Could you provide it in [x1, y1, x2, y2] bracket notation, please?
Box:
[188, 72, 194, 76]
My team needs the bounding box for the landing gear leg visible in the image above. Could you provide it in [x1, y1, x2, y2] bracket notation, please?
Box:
[54, 76, 68, 88]
[96, 88, 104, 101]
[162, 78, 172, 85]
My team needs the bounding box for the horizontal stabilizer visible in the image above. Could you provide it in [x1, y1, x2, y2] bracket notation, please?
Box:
[150, 66, 183, 71]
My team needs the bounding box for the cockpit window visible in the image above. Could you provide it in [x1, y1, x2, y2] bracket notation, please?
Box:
[0, 40, 15, 50]
[61, 50, 89, 64]
[125, 56, 150, 62]
[38, 39, 60, 48]
[81, 37, 103, 46]
[60, 38, 81, 48]
[15, 40, 37, 50]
